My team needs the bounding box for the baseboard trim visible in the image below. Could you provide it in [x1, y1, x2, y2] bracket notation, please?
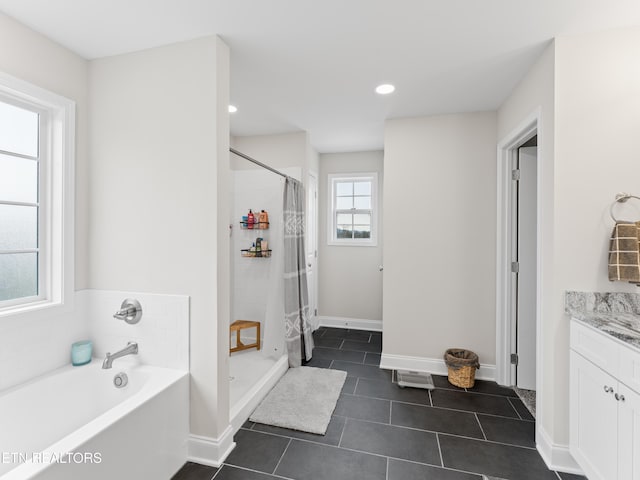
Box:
[229, 354, 289, 433]
[380, 353, 496, 381]
[537, 425, 583, 475]
[318, 316, 382, 332]
[187, 426, 236, 468]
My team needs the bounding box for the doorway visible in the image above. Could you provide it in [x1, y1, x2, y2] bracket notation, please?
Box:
[513, 140, 537, 391]
[496, 111, 541, 420]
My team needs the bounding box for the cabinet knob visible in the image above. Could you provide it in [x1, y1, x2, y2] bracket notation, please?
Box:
[604, 385, 613, 393]
[615, 393, 626, 402]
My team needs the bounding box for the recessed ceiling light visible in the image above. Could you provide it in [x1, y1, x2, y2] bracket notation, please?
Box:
[228, 105, 238, 113]
[375, 84, 395, 95]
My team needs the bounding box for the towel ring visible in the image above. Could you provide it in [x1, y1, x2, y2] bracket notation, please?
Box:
[610, 193, 640, 222]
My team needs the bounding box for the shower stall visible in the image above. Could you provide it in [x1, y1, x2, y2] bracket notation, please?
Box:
[228, 150, 306, 429]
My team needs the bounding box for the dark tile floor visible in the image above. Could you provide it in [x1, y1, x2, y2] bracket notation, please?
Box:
[173, 328, 587, 480]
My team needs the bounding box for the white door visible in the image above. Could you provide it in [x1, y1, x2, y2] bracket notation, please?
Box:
[618, 382, 640, 480]
[516, 146, 537, 390]
[306, 173, 319, 330]
[570, 351, 619, 480]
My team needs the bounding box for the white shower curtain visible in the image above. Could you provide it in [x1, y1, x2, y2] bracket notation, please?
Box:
[283, 177, 314, 367]
[263, 192, 286, 359]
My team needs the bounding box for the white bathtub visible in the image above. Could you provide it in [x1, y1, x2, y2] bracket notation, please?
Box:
[0, 359, 188, 480]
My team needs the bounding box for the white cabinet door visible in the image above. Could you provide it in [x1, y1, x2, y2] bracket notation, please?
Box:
[618, 383, 640, 480]
[570, 351, 619, 480]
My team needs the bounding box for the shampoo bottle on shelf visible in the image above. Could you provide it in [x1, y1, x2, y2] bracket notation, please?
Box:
[247, 209, 255, 229]
[259, 210, 269, 229]
[256, 237, 262, 257]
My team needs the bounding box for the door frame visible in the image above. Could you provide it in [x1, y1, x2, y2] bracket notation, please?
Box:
[495, 108, 541, 389]
[307, 170, 319, 329]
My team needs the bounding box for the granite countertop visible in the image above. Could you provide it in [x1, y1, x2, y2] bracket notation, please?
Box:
[566, 291, 640, 350]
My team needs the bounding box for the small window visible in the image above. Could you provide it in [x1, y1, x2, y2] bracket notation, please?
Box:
[328, 173, 378, 246]
[0, 72, 75, 315]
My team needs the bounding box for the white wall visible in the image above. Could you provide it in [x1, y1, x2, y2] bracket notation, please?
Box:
[554, 28, 640, 447]
[88, 36, 231, 445]
[214, 36, 232, 459]
[554, 27, 640, 294]
[232, 131, 318, 187]
[0, 12, 89, 391]
[383, 112, 497, 365]
[498, 28, 640, 464]
[307, 142, 319, 175]
[497, 42, 558, 452]
[318, 151, 384, 321]
[232, 132, 308, 171]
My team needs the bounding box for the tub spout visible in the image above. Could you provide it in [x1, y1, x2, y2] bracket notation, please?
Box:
[102, 342, 138, 369]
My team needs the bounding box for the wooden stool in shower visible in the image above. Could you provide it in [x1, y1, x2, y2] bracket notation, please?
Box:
[230, 320, 261, 353]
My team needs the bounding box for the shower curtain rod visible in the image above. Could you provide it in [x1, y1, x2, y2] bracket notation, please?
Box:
[229, 147, 288, 179]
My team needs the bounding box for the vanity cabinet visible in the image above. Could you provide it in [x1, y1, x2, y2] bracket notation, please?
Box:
[570, 320, 640, 480]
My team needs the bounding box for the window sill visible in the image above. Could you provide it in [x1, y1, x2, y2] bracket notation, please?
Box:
[328, 240, 378, 247]
[0, 298, 69, 319]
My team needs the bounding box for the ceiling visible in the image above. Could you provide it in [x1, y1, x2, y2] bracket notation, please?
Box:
[0, 1, 639, 153]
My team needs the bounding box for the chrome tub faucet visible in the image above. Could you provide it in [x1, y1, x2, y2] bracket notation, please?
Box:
[102, 342, 139, 369]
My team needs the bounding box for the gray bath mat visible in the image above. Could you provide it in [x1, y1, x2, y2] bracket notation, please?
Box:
[249, 366, 347, 435]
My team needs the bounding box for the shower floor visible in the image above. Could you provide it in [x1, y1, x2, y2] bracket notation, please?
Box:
[229, 350, 277, 405]
[229, 349, 288, 432]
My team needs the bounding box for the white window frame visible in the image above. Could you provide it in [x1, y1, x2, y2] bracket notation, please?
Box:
[327, 172, 378, 247]
[0, 72, 75, 317]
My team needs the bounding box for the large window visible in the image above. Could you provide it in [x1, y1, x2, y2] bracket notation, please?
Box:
[0, 73, 75, 314]
[0, 99, 42, 304]
[328, 173, 378, 246]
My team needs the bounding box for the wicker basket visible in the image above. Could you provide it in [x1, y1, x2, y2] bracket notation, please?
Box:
[444, 348, 480, 388]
